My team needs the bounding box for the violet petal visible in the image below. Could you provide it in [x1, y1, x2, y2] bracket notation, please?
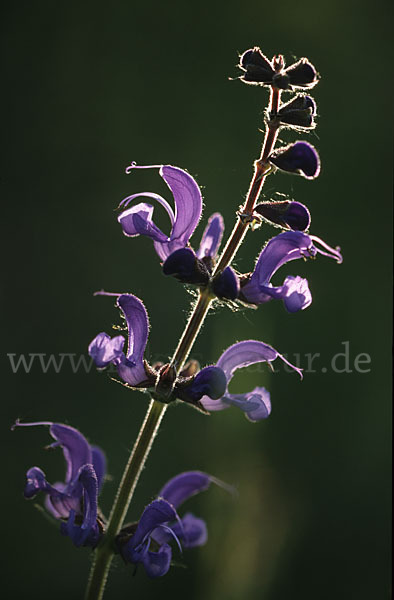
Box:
[158, 471, 212, 509]
[196, 212, 224, 259]
[88, 332, 125, 368]
[116, 294, 149, 386]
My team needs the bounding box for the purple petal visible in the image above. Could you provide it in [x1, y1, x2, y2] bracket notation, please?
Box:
[244, 231, 316, 291]
[24, 466, 57, 499]
[118, 202, 169, 243]
[88, 332, 125, 368]
[116, 294, 149, 386]
[196, 212, 224, 259]
[153, 166, 202, 260]
[177, 366, 227, 402]
[281, 275, 312, 312]
[224, 387, 271, 422]
[130, 499, 178, 549]
[142, 543, 172, 578]
[200, 340, 302, 413]
[49, 423, 92, 484]
[172, 512, 208, 548]
[91, 446, 107, 491]
[61, 464, 100, 548]
[158, 471, 212, 510]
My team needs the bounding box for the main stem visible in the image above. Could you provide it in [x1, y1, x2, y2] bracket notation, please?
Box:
[85, 80, 282, 600]
[85, 400, 166, 600]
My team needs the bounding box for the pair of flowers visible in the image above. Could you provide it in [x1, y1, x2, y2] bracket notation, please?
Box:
[14, 421, 224, 578]
[118, 164, 341, 312]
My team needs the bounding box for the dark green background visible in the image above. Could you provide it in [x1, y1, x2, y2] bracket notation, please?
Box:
[2, 1, 392, 599]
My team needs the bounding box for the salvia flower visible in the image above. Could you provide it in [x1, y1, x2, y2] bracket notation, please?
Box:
[240, 231, 342, 313]
[117, 471, 226, 578]
[200, 340, 303, 421]
[118, 164, 203, 261]
[118, 165, 238, 300]
[269, 141, 321, 179]
[12, 421, 106, 548]
[254, 200, 311, 232]
[238, 47, 318, 90]
[89, 293, 227, 406]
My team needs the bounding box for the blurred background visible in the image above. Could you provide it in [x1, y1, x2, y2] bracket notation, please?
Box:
[2, 1, 392, 598]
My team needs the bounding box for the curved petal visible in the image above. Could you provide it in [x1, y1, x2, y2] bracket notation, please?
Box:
[176, 366, 227, 402]
[154, 166, 203, 260]
[171, 513, 208, 548]
[246, 275, 312, 313]
[216, 340, 280, 380]
[158, 471, 212, 510]
[129, 499, 178, 549]
[224, 387, 271, 422]
[49, 423, 92, 484]
[142, 543, 172, 578]
[91, 446, 107, 491]
[118, 202, 169, 243]
[24, 466, 58, 499]
[88, 332, 125, 368]
[196, 212, 224, 259]
[246, 231, 316, 289]
[116, 294, 149, 386]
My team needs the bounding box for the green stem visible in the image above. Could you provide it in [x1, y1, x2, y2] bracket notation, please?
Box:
[85, 400, 167, 600]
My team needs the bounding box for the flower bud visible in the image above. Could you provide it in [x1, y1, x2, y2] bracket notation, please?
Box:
[238, 47, 275, 85]
[255, 200, 311, 231]
[212, 267, 240, 301]
[274, 94, 316, 129]
[269, 141, 320, 179]
[272, 58, 318, 90]
[163, 248, 210, 285]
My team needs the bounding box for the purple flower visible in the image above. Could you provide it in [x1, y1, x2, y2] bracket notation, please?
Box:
[241, 231, 342, 313]
[89, 293, 150, 387]
[12, 421, 106, 548]
[118, 164, 203, 261]
[269, 141, 320, 179]
[118, 471, 224, 578]
[200, 340, 303, 422]
[89, 293, 227, 405]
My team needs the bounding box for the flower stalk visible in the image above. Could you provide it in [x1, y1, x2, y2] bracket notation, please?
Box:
[85, 399, 167, 600]
[85, 69, 283, 600]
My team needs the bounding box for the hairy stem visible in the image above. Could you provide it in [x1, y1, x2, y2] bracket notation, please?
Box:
[84, 77, 282, 600]
[85, 400, 166, 600]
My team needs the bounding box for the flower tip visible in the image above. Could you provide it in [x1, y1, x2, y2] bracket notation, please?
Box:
[209, 475, 238, 499]
[10, 418, 21, 431]
[125, 161, 137, 174]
